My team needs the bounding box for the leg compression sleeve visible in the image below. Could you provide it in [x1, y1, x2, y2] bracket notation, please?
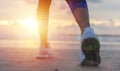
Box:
[66, 0, 88, 12]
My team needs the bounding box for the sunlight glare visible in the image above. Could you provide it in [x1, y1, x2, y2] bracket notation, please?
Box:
[18, 18, 38, 30]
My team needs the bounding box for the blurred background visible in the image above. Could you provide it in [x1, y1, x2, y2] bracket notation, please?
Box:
[0, 0, 120, 47]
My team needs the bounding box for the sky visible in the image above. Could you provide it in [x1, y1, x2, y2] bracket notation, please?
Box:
[0, 0, 120, 40]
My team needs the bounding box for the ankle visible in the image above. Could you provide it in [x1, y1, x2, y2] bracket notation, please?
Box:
[41, 42, 49, 48]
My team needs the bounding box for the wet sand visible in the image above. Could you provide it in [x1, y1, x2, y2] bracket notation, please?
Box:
[0, 41, 120, 71]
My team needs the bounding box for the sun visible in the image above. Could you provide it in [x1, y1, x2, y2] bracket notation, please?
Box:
[18, 18, 38, 30]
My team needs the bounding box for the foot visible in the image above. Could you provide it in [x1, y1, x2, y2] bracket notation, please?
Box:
[36, 44, 52, 59]
[80, 27, 101, 66]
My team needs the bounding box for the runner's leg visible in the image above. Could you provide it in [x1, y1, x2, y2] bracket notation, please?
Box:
[37, 0, 51, 47]
[66, 0, 101, 66]
[66, 0, 90, 33]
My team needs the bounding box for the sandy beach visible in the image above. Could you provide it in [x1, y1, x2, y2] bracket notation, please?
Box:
[0, 40, 120, 71]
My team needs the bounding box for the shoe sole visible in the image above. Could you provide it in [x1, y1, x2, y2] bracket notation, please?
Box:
[81, 38, 101, 66]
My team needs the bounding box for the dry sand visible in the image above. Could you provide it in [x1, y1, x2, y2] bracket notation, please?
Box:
[0, 41, 120, 71]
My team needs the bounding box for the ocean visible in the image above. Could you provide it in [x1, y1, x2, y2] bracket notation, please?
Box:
[0, 35, 120, 50]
